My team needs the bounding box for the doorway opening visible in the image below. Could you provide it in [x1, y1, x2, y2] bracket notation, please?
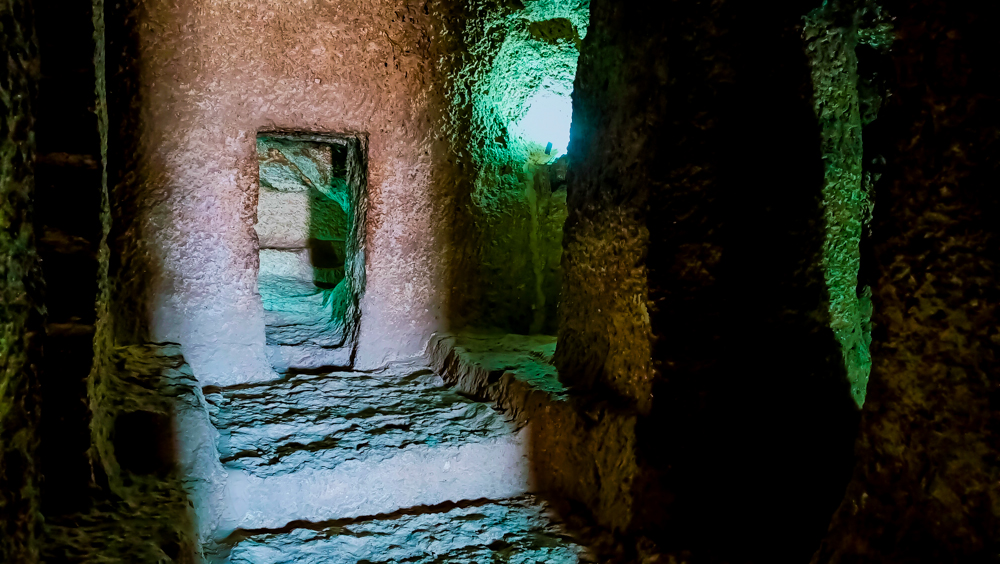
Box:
[255, 133, 367, 372]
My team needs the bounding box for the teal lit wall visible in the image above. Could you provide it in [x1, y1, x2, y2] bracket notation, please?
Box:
[448, 0, 589, 334]
[804, 1, 893, 407]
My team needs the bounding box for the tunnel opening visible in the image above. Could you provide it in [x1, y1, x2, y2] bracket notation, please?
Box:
[447, 9, 585, 353]
[255, 133, 366, 372]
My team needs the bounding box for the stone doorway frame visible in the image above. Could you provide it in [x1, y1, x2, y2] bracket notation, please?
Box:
[255, 131, 369, 365]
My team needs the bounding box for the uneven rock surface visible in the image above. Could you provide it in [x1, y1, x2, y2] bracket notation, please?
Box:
[226, 496, 594, 564]
[105, 0, 459, 386]
[557, 2, 863, 561]
[44, 345, 201, 563]
[194, 356, 632, 562]
[260, 271, 352, 372]
[205, 362, 532, 532]
[429, 330, 564, 396]
[812, 2, 1000, 560]
[255, 136, 357, 373]
[445, 0, 587, 335]
[428, 331, 641, 533]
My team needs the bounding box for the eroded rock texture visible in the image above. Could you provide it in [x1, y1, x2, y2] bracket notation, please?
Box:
[803, 0, 892, 408]
[444, 0, 586, 335]
[46, 345, 200, 563]
[559, 0, 860, 560]
[16, 0, 1000, 562]
[255, 135, 361, 373]
[814, 2, 1000, 561]
[205, 362, 531, 536]
[226, 496, 593, 564]
[428, 331, 640, 533]
[0, 0, 43, 559]
[103, 0, 460, 384]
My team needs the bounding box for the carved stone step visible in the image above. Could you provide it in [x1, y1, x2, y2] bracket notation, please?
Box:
[204, 362, 531, 533]
[221, 495, 594, 564]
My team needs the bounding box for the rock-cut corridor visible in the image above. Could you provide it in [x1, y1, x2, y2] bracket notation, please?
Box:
[4, 0, 998, 563]
[203, 361, 594, 563]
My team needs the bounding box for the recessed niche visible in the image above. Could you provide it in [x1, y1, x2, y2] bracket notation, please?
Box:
[255, 133, 367, 371]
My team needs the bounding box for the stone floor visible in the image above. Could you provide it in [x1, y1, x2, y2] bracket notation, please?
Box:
[258, 265, 352, 372]
[39, 344, 662, 563]
[224, 495, 594, 564]
[204, 361, 598, 562]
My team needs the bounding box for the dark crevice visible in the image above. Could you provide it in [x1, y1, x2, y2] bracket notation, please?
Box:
[222, 497, 513, 544]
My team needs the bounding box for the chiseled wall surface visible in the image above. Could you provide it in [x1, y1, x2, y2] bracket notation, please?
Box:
[444, 0, 587, 336]
[117, 0, 460, 385]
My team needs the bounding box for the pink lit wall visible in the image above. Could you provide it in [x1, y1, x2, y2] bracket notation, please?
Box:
[122, 0, 459, 385]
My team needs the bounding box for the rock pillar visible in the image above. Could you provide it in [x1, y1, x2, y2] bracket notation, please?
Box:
[557, 1, 860, 560]
[814, 2, 1000, 560]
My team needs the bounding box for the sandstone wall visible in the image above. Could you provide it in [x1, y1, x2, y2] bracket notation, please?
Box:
[105, 0, 460, 385]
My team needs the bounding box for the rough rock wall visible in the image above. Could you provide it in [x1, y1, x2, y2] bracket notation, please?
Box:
[803, 0, 892, 408]
[0, 0, 44, 559]
[444, 0, 586, 335]
[87, 0, 114, 500]
[814, 2, 1000, 561]
[558, 0, 861, 559]
[80, 9, 202, 557]
[77, 345, 201, 562]
[554, 0, 652, 409]
[105, 0, 460, 385]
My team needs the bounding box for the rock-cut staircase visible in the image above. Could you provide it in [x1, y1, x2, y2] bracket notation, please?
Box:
[203, 361, 594, 563]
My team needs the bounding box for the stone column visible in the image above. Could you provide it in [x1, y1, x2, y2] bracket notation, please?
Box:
[557, 0, 860, 560]
[0, 0, 44, 559]
[814, 2, 1000, 560]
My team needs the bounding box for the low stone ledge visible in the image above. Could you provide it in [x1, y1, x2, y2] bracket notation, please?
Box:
[426, 330, 642, 533]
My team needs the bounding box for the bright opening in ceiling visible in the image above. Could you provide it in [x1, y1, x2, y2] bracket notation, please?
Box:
[511, 90, 573, 164]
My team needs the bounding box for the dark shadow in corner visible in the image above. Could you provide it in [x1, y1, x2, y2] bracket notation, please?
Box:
[635, 3, 862, 561]
[539, 1, 865, 563]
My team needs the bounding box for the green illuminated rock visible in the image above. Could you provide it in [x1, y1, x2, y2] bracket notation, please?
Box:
[814, 2, 1000, 560]
[804, 0, 893, 407]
